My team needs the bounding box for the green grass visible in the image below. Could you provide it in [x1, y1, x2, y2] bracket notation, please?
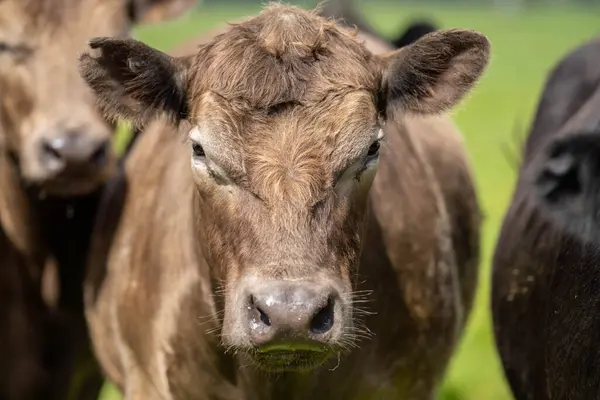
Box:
[98, 2, 600, 399]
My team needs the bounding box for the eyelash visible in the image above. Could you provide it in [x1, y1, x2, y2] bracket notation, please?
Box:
[355, 139, 383, 178]
[191, 142, 229, 184]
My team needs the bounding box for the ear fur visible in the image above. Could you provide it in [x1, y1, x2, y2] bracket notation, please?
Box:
[79, 37, 193, 128]
[380, 29, 491, 117]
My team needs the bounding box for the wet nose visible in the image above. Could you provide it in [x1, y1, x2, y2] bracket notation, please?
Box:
[246, 283, 337, 347]
[40, 132, 109, 173]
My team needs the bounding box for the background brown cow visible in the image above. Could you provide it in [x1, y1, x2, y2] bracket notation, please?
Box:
[80, 3, 489, 399]
[0, 0, 199, 399]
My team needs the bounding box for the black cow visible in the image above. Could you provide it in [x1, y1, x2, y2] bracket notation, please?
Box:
[492, 37, 600, 400]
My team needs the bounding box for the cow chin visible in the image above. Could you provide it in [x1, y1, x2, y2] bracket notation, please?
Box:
[32, 176, 108, 198]
[22, 161, 115, 198]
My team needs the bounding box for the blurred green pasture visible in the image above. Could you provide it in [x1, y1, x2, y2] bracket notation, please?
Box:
[100, 2, 600, 399]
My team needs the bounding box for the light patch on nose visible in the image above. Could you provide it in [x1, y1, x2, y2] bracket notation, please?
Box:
[49, 136, 67, 149]
[265, 296, 276, 307]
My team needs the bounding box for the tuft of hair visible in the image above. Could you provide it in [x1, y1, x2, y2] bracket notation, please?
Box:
[254, 3, 333, 59]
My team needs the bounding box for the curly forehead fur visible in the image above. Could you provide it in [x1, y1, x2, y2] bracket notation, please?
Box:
[189, 3, 383, 110]
[184, 4, 384, 206]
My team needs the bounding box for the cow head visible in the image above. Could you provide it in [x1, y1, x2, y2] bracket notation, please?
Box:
[0, 0, 198, 196]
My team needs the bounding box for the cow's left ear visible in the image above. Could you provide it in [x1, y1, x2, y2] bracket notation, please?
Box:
[126, 0, 200, 25]
[378, 29, 490, 118]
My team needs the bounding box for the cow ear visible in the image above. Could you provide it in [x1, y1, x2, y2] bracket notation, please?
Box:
[379, 29, 490, 118]
[533, 130, 600, 243]
[126, 0, 199, 25]
[78, 37, 193, 128]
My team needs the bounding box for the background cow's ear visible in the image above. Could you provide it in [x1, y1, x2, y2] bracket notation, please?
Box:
[79, 37, 193, 128]
[379, 29, 490, 118]
[126, 0, 199, 25]
[533, 130, 600, 242]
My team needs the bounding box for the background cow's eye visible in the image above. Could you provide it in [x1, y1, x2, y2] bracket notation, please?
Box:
[0, 42, 33, 62]
[192, 142, 205, 158]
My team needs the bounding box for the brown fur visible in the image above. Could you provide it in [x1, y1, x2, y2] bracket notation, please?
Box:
[0, 0, 198, 399]
[82, 4, 488, 399]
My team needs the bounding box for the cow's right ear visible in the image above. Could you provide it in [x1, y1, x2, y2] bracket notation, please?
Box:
[78, 37, 193, 128]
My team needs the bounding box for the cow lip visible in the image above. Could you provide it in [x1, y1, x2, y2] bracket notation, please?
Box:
[249, 340, 333, 372]
[251, 350, 332, 372]
[255, 340, 330, 354]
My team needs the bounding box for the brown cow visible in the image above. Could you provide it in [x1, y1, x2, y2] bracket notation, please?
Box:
[80, 4, 489, 399]
[0, 0, 198, 399]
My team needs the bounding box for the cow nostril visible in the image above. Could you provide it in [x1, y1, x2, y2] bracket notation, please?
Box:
[310, 297, 335, 334]
[42, 140, 63, 161]
[257, 307, 271, 326]
[249, 295, 272, 327]
[91, 142, 109, 166]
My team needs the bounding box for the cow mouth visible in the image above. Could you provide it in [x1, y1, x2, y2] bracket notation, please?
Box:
[33, 175, 108, 197]
[30, 161, 116, 197]
[250, 341, 334, 372]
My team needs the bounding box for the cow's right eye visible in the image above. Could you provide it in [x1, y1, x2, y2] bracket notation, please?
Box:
[192, 142, 205, 159]
[0, 42, 33, 62]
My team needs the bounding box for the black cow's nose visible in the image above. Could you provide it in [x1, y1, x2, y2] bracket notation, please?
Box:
[246, 282, 337, 347]
[39, 132, 109, 174]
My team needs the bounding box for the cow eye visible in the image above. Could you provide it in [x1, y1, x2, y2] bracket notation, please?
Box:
[366, 140, 381, 159]
[192, 142, 205, 159]
[0, 42, 33, 60]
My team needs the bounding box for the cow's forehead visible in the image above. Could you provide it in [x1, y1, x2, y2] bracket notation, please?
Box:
[0, 0, 128, 45]
[188, 3, 381, 112]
